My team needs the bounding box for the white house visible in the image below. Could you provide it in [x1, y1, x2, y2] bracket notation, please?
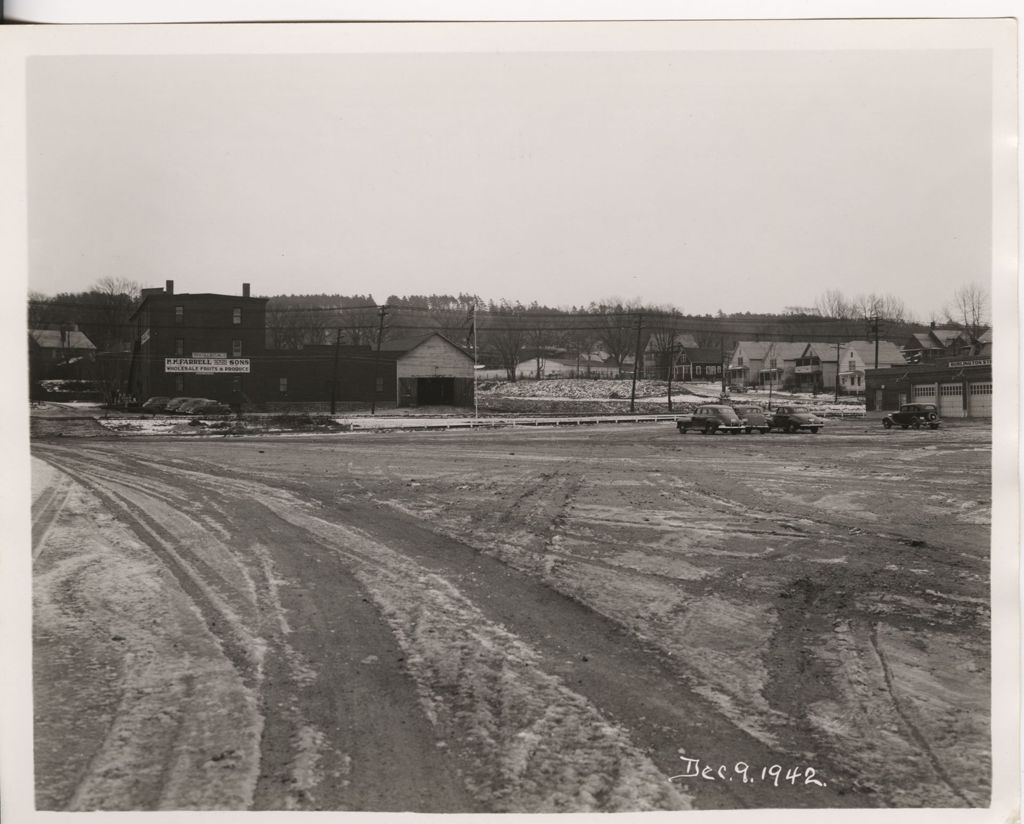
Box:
[727, 341, 771, 386]
[838, 340, 905, 393]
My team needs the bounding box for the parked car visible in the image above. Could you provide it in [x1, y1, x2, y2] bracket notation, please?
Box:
[767, 405, 825, 433]
[882, 403, 941, 430]
[677, 404, 747, 434]
[141, 396, 171, 414]
[164, 396, 202, 413]
[188, 398, 232, 415]
[734, 405, 769, 434]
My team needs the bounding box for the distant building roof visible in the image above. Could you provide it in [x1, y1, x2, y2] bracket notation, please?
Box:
[768, 342, 809, 361]
[803, 342, 841, 360]
[379, 332, 474, 360]
[843, 340, 905, 367]
[930, 327, 967, 347]
[682, 347, 724, 363]
[978, 328, 993, 343]
[907, 332, 944, 351]
[734, 341, 771, 359]
[29, 329, 96, 350]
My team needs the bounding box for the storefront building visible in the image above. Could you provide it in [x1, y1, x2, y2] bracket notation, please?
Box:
[864, 357, 992, 418]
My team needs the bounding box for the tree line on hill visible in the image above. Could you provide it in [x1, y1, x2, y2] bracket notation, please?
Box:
[28, 282, 989, 382]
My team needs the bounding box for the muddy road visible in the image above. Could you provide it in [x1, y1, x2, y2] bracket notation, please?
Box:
[31, 419, 991, 811]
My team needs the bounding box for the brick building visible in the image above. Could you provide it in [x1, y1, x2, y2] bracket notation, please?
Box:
[865, 356, 993, 418]
[128, 281, 268, 404]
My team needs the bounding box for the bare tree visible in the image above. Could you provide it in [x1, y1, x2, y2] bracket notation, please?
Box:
[89, 277, 141, 349]
[589, 300, 642, 371]
[481, 302, 527, 381]
[522, 305, 564, 379]
[814, 289, 854, 319]
[944, 282, 989, 339]
[646, 311, 684, 380]
[564, 313, 599, 377]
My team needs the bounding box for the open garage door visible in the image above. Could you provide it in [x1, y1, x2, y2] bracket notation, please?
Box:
[416, 377, 455, 406]
[968, 382, 992, 417]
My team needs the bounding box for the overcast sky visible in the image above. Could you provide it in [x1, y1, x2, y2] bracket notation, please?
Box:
[27, 45, 992, 318]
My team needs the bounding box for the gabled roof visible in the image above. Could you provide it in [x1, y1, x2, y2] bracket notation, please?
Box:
[29, 329, 96, 350]
[733, 341, 771, 359]
[803, 342, 841, 360]
[682, 347, 724, 363]
[379, 331, 475, 361]
[767, 342, 808, 361]
[978, 328, 993, 343]
[907, 332, 944, 350]
[842, 340, 905, 367]
[930, 327, 968, 346]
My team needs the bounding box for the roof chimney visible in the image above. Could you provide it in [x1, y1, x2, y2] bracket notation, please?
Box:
[242, 282, 251, 298]
[929, 320, 936, 329]
[166, 279, 174, 295]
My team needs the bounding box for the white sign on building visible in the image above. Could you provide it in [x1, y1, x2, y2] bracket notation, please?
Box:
[165, 358, 250, 374]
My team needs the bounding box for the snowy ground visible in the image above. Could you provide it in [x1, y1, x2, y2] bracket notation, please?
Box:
[29, 417, 992, 811]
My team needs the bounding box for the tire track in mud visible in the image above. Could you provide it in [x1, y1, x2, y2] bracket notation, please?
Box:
[32, 446, 482, 812]
[867, 623, 973, 806]
[32, 470, 73, 559]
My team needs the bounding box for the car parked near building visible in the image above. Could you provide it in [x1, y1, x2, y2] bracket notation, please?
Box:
[882, 403, 941, 430]
[164, 397, 202, 413]
[677, 404, 747, 434]
[767, 405, 825, 433]
[733, 405, 769, 434]
[141, 396, 171, 414]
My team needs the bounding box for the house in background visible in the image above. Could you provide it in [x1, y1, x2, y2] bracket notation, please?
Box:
[758, 342, 807, 388]
[29, 326, 97, 382]
[838, 340, 906, 394]
[791, 342, 842, 393]
[676, 347, 725, 382]
[901, 324, 975, 363]
[726, 341, 771, 387]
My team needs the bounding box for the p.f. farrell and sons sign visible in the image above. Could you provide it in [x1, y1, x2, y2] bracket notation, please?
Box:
[165, 358, 250, 374]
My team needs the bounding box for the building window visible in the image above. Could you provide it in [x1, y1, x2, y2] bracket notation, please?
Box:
[232, 377, 241, 392]
[175, 338, 184, 356]
[175, 306, 184, 325]
[175, 375, 184, 392]
[233, 308, 242, 325]
[737, 356, 744, 367]
[695, 365, 703, 376]
[279, 377, 287, 393]
[232, 340, 242, 357]
[375, 376, 384, 392]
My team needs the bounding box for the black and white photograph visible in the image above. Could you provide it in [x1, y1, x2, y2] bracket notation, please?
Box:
[1, 14, 1018, 822]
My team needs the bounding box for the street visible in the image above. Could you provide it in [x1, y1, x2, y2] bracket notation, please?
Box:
[31, 419, 992, 811]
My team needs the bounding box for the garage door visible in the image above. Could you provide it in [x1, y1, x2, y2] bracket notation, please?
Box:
[968, 382, 992, 417]
[938, 383, 964, 418]
[912, 383, 937, 404]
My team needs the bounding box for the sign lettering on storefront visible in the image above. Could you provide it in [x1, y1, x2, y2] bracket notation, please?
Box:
[948, 359, 991, 368]
[794, 365, 817, 374]
[192, 352, 227, 359]
[165, 358, 250, 374]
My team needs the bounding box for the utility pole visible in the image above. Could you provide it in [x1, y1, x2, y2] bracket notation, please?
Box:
[472, 304, 479, 419]
[834, 340, 841, 403]
[870, 314, 881, 369]
[666, 340, 675, 412]
[629, 313, 644, 413]
[330, 327, 341, 415]
[720, 336, 726, 396]
[370, 305, 388, 415]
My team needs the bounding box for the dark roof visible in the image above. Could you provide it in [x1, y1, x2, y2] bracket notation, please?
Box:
[681, 348, 724, 363]
[130, 291, 268, 320]
[29, 329, 96, 350]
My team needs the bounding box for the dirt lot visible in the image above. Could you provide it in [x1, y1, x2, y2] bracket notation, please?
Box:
[30, 417, 991, 812]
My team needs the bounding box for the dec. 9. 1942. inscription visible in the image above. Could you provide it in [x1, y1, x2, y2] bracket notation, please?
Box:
[669, 756, 827, 788]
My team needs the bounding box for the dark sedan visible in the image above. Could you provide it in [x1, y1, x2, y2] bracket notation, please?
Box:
[734, 405, 769, 434]
[882, 403, 941, 430]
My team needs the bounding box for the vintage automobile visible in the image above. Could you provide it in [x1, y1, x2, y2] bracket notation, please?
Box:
[882, 403, 941, 430]
[141, 396, 171, 414]
[676, 404, 747, 435]
[163, 396, 202, 413]
[177, 397, 232, 415]
[767, 405, 825, 433]
[733, 405, 769, 434]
